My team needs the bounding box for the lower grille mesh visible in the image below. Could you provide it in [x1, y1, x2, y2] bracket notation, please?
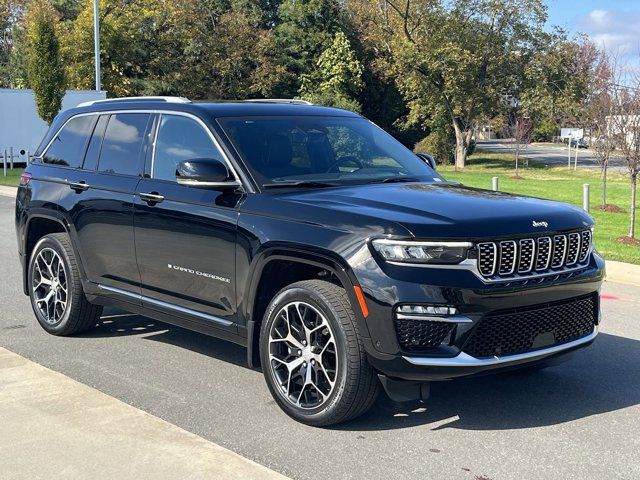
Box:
[395, 319, 453, 351]
[463, 295, 597, 359]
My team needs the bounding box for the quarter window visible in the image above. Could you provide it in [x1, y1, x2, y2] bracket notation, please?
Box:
[82, 115, 108, 171]
[153, 115, 221, 182]
[98, 113, 150, 176]
[43, 115, 95, 168]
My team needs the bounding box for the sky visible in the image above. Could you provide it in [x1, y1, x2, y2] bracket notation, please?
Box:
[546, 0, 640, 59]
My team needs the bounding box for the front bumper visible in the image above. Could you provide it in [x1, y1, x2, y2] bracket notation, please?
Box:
[366, 328, 597, 381]
[355, 252, 605, 382]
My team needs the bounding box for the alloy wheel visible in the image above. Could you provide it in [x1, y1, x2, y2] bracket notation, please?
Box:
[32, 248, 68, 324]
[268, 301, 339, 409]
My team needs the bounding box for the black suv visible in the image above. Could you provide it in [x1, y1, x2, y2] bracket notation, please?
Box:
[15, 97, 604, 426]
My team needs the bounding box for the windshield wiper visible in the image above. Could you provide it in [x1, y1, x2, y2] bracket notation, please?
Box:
[262, 180, 338, 189]
[376, 176, 423, 184]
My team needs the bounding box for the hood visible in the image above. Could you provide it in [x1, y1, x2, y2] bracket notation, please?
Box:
[271, 182, 593, 239]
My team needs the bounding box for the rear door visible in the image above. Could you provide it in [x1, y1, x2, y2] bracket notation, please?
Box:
[61, 112, 152, 297]
[133, 113, 240, 331]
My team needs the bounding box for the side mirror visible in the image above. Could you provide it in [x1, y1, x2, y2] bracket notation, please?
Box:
[417, 153, 437, 170]
[176, 158, 241, 189]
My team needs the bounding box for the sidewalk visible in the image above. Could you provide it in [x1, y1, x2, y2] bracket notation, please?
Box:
[0, 347, 288, 480]
[0, 185, 16, 197]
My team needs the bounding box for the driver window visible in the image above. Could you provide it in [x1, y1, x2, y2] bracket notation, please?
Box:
[153, 115, 222, 181]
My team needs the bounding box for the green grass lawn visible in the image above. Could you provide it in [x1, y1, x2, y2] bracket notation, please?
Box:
[440, 152, 640, 265]
[0, 167, 23, 187]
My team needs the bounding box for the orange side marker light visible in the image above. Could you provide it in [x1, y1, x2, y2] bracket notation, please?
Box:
[353, 286, 369, 318]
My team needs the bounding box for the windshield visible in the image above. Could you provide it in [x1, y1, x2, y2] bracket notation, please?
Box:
[217, 116, 442, 188]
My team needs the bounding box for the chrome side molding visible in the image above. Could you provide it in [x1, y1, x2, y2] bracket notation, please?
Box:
[97, 284, 233, 327]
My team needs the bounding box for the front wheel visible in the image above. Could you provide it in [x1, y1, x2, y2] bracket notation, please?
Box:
[260, 280, 379, 426]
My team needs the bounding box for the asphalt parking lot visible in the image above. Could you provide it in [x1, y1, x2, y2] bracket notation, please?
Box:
[1, 194, 639, 480]
[478, 140, 627, 172]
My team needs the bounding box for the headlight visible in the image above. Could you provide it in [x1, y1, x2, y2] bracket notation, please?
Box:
[371, 239, 472, 265]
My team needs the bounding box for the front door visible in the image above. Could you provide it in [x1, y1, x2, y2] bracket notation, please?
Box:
[133, 113, 241, 331]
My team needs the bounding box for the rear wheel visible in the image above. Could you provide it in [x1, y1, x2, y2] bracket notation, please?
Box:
[260, 280, 379, 426]
[28, 233, 102, 335]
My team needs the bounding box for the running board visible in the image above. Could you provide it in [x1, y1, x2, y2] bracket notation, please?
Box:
[96, 284, 233, 327]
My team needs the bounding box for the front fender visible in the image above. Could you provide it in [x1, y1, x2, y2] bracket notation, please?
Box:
[242, 246, 372, 368]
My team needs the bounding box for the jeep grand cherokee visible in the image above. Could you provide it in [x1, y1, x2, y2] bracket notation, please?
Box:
[15, 97, 604, 426]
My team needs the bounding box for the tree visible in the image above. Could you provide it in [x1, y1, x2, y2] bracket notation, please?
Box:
[370, 0, 546, 168]
[610, 85, 640, 241]
[273, 0, 344, 97]
[520, 31, 598, 139]
[508, 116, 532, 177]
[299, 31, 364, 111]
[25, 0, 65, 124]
[586, 48, 616, 210]
[172, 1, 286, 99]
[0, 0, 26, 88]
[346, 0, 427, 147]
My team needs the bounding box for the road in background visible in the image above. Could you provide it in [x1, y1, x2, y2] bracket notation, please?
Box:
[478, 140, 627, 172]
[1, 194, 639, 480]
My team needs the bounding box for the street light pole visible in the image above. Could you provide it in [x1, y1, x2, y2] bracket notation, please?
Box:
[93, 0, 101, 91]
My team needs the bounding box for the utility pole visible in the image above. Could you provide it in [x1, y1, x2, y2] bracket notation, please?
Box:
[93, 0, 101, 91]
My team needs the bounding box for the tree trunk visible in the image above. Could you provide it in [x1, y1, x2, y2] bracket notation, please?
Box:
[515, 146, 519, 176]
[602, 162, 607, 209]
[453, 119, 468, 169]
[630, 173, 637, 239]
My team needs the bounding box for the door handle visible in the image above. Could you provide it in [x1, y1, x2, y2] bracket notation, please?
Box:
[139, 192, 165, 204]
[69, 181, 90, 192]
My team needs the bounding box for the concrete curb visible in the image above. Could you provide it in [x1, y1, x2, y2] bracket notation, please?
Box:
[605, 260, 640, 287]
[0, 347, 289, 480]
[0, 185, 17, 197]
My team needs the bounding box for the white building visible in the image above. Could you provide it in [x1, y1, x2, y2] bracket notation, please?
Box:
[0, 88, 106, 163]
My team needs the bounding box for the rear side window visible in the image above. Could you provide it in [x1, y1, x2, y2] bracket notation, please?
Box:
[98, 113, 150, 176]
[82, 115, 108, 171]
[43, 116, 95, 168]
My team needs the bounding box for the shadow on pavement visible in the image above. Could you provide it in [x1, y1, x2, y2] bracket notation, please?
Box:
[84, 310, 639, 432]
[343, 332, 640, 432]
[80, 307, 249, 369]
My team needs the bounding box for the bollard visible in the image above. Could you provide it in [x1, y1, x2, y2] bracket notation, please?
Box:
[26, 151, 30, 165]
[3, 149, 6, 177]
[583, 184, 590, 213]
[492, 176, 499, 191]
[9, 146, 13, 170]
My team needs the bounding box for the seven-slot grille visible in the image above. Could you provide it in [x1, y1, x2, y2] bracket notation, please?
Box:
[477, 229, 592, 279]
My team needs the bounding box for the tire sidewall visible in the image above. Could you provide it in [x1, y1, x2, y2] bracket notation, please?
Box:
[28, 235, 76, 334]
[260, 285, 350, 424]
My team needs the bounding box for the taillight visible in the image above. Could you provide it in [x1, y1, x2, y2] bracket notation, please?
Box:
[20, 172, 32, 185]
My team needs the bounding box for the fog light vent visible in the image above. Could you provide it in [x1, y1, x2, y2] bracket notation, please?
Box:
[394, 319, 453, 351]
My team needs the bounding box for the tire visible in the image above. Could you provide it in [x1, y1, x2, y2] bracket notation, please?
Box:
[28, 233, 102, 336]
[260, 280, 379, 426]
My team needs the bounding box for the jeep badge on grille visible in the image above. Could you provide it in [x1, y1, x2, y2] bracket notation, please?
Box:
[532, 220, 549, 228]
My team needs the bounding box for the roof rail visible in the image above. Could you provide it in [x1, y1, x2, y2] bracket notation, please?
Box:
[242, 99, 314, 106]
[77, 96, 192, 108]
